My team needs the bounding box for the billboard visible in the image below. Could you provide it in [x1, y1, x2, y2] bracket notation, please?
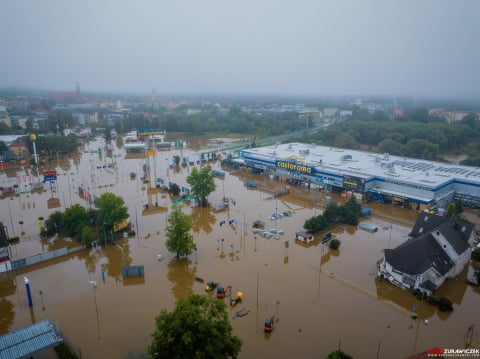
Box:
[137, 129, 165, 136]
[114, 217, 131, 232]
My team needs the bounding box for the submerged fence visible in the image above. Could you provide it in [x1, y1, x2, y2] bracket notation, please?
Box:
[11, 245, 87, 270]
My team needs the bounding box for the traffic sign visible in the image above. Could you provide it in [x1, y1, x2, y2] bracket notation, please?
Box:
[43, 175, 57, 182]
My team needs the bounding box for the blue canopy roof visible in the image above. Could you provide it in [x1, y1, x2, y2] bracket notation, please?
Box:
[0, 320, 63, 359]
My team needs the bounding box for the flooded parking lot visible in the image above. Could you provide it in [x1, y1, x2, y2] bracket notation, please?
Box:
[1, 138, 479, 358]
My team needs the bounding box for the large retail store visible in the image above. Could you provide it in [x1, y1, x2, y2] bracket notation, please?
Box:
[227, 143, 480, 210]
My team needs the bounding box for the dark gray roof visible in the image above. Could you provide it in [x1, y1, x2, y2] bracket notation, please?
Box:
[409, 212, 473, 255]
[437, 220, 473, 255]
[385, 234, 454, 276]
[409, 212, 449, 238]
[0, 320, 62, 359]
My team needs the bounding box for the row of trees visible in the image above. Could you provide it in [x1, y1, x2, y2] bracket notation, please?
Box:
[300, 111, 480, 163]
[5, 101, 480, 165]
[0, 133, 78, 163]
[0, 110, 76, 135]
[112, 105, 309, 137]
[26, 133, 79, 158]
[42, 193, 128, 246]
[304, 197, 362, 234]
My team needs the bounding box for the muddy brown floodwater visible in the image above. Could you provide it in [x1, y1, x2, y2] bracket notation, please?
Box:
[1, 137, 479, 359]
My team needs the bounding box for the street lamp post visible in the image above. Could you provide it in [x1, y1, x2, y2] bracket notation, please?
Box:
[377, 325, 391, 359]
[89, 281, 98, 314]
[29, 134, 39, 181]
[135, 201, 144, 243]
[39, 290, 45, 310]
[236, 209, 246, 239]
[102, 223, 107, 247]
[7, 200, 15, 236]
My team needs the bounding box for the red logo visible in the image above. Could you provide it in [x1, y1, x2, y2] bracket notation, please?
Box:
[427, 347, 445, 355]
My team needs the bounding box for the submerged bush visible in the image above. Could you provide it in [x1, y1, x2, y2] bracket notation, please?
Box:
[438, 297, 453, 312]
[329, 238, 341, 250]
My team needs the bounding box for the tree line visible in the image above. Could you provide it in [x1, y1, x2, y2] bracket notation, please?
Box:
[41, 192, 129, 247]
[3, 102, 480, 166]
[304, 197, 362, 234]
[113, 104, 310, 137]
[299, 108, 480, 165]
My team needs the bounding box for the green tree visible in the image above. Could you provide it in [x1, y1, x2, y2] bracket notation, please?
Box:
[95, 192, 129, 228]
[378, 139, 404, 156]
[461, 112, 479, 129]
[25, 118, 34, 132]
[341, 196, 362, 225]
[0, 122, 12, 134]
[44, 211, 64, 236]
[335, 133, 358, 149]
[404, 139, 439, 160]
[447, 199, 464, 217]
[186, 166, 216, 208]
[326, 349, 353, 359]
[438, 297, 453, 312]
[304, 198, 361, 233]
[63, 204, 89, 237]
[148, 294, 242, 359]
[329, 238, 341, 250]
[46, 110, 75, 134]
[304, 214, 327, 233]
[80, 226, 96, 247]
[27, 133, 78, 157]
[165, 204, 195, 258]
[104, 126, 112, 143]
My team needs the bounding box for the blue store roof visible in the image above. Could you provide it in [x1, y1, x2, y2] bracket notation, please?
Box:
[0, 320, 63, 359]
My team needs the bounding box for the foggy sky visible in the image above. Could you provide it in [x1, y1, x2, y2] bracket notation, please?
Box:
[1, 1, 479, 98]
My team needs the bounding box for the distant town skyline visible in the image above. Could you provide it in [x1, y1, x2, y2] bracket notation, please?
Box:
[1, 1, 479, 99]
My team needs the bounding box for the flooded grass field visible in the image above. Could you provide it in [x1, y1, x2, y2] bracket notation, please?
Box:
[1, 138, 479, 358]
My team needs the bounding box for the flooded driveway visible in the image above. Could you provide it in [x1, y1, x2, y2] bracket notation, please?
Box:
[1, 138, 479, 358]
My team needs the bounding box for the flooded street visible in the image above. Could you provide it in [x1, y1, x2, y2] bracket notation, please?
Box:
[1, 138, 479, 359]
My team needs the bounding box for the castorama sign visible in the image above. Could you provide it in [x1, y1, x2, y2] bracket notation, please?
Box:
[275, 160, 313, 174]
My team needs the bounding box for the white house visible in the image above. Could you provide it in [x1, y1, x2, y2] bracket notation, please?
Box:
[295, 231, 314, 244]
[377, 212, 475, 295]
